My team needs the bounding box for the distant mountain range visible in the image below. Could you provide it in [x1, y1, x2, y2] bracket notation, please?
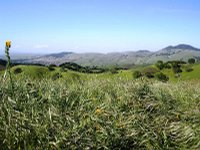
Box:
[14, 44, 200, 67]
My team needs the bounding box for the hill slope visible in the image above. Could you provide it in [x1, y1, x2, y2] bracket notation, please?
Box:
[15, 44, 200, 67]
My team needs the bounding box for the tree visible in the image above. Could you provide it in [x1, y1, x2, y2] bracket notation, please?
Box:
[172, 66, 182, 74]
[170, 61, 182, 74]
[155, 72, 169, 82]
[48, 64, 57, 71]
[155, 60, 164, 70]
[163, 62, 171, 69]
[133, 70, 142, 79]
[48, 66, 55, 71]
[188, 58, 195, 64]
[143, 67, 158, 78]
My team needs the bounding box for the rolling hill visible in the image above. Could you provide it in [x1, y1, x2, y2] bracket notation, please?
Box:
[14, 44, 200, 67]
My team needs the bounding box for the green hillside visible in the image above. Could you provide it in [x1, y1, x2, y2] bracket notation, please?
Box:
[131, 63, 200, 82]
[161, 63, 200, 81]
[0, 62, 199, 82]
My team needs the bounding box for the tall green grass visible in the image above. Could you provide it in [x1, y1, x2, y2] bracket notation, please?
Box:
[0, 74, 200, 149]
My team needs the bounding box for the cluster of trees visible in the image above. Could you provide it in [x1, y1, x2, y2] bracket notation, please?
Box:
[57, 62, 128, 74]
[133, 68, 169, 82]
[155, 58, 195, 74]
[58, 62, 107, 74]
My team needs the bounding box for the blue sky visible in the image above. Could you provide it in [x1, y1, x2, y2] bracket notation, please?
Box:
[0, 0, 200, 54]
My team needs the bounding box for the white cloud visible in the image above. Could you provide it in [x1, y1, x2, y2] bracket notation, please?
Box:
[34, 44, 49, 49]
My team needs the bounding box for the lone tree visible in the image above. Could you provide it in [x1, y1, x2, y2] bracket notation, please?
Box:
[155, 60, 164, 70]
[188, 58, 195, 64]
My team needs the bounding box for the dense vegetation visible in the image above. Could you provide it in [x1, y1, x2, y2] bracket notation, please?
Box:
[59, 62, 106, 73]
[1, 73, 200, 149]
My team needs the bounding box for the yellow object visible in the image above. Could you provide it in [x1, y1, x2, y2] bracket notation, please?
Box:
[6, 41, 11, 48]
[95, 108, 102, 114]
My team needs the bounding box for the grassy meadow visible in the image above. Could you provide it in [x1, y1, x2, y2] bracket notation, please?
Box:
[0, 64, 200, 149]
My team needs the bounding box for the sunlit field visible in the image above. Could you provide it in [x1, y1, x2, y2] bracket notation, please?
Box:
[0, 71, 200, 149]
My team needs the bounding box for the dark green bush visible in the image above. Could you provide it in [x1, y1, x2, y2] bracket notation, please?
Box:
[163, 62, 171, 69]
[144, 72, 154, 78]
[188, 58, 195, 64]
[142, 67, 158, 78]
[155, 72, 169, 82]
[13, 67, 23, 74]
[48, 65, 55, 71]
[155, 60, 164, 70]
[49, 64, 57, 67]
[59, 62, 106, 74]
[172, 66, 182, 74]
[133, 70, 142, 79]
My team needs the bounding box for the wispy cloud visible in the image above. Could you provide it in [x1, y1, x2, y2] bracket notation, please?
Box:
[14, 45, 21, 48]
[34, 44, 49, 49]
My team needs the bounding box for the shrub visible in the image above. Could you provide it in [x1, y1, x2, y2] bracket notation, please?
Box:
[155, 60, 164, 70]
[168, 61, 186, 68]
[133, 70, 142, 79]
[13, 67, 23, 74]
[59, 62, 84, 72]
[144, 72, 154, 78]
[142, 67, 158, 78]
[48, 65, 56, 71]
[49, 64, 57, 67]
[172, 66, 182, 74]
[185, 66, 193, 72]
[110, 68, 118, 74]
[163, 62, 171, 69]
[188, 58, 195, 64]
[48, 67, 55, 71]
[155, 72, 169, 82]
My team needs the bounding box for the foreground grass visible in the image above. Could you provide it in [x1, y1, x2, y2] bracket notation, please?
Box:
[0, 75, 200, 149]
